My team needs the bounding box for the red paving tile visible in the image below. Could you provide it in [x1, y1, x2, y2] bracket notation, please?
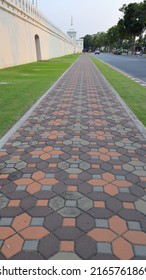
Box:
[0, 54, 146, 260]
[60, 241, 74, 252]
[12, 213, 31, 232]
[109, 216, 127, 235]
[1, 234, 24, 259]
[20, 227, 49, 239]
[88, 229, 117, 242]
[0, 227, 15, 240]
[123, 231, 146, 244]
[112, 237, 134, 260]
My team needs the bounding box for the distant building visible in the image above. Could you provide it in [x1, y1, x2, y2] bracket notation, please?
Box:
[67, 17, 84, 53]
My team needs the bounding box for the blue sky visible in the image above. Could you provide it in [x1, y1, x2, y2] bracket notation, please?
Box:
[35, 0, 143, 38]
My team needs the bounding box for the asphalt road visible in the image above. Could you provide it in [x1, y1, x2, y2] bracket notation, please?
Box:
[92, 52, 146, 83]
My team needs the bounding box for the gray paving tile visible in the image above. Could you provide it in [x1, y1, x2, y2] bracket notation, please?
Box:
[23, 240, 39, 251]
[97, 242, 112, 254]
[95, 219, 108, 228]
[31, 218, 44, 226]
[134, 245, 146, 257]
[127, 221, 141, 231]
[50, 253, 81, 260]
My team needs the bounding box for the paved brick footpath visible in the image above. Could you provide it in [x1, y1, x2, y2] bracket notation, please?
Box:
[0, 54, 146, 260]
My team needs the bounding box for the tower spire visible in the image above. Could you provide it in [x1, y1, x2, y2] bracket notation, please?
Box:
[71, 16, 73, 27]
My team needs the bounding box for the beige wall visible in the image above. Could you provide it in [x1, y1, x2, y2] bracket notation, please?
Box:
[0, 0, 74, 69]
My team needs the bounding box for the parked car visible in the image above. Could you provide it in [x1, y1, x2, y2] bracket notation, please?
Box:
[113, 49, 121, 55]
[95, 50, 100, 54]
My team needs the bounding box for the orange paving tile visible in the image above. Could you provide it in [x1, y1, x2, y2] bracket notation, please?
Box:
[12, 213, 31, 232]
[60, 241, 74, 252]
[1, 234, 24, 259]
[88, 229, 116, 242]
[20, 227, 49, 239]
[112, 237, 134, 260]
[0, 227, 15, 240]
[109, 216, 127, 235]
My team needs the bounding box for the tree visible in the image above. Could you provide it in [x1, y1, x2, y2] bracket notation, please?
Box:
[83, 34, 93, 51]
[107, 25, 121, 49]
[93, 32, 108, 50]
[119, 2, 145, 52]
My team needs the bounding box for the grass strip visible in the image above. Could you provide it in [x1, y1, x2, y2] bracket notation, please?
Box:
[0, 54, 79, 137]
[90, 55, 146, 127]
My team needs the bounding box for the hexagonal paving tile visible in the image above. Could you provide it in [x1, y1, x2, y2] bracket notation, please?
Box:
[0, 194, 9, 209]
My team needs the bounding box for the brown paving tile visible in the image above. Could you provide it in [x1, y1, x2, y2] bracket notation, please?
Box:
[67, 186, 77, 192]
[0, 227, 15, 240]
[49, 163, 57, 168]
[14, 178, 34, 186]
[50, 150, 63, 155]
[88, 228, 116, 242]
[92, 164, 100, 169]
[1, 234, 24, 259]
[113, 180, 132, 188]
[63, 218, 76, 227]
[108, 152, 121, 157]
[112, 237, 134, 260]
[109, 215, 127, 235]
[40, 153, 51, 160]
[28, 164, 36, 168]
[99, 154, 110, 161]
[123, 231, 146, 244]
[94, 201, 105, 208]
[123, 202, 135, 209]
[99, 148, 108, 154]
[0, 152, 7, 156]
[104, 184, 119, 196]
[20, 227, 49, 239]
[69, 174, 78, 179]
[102, 172, 115, 182]
[140, 177, 146, 182]
[36, 200, 49, 206]
[12, 213, 31, 232]
[113, 165, 122, 170]
[72, 148, 79, 151]
[0, 174, 9, 179]
[43, 146, 53, 152]
[8, 200, 21, 207]
[17, 149, 24, 152]
[30, 150, 44, 155]
[60, 241, 74, 252]
[39, 178, 58, 185]
[88, 179, 107, 186]
[27, 182, 41, 194]
[32, 171, 45, 181]
[72, 155, 79, 159]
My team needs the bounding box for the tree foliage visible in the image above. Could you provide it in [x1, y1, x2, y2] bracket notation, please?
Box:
[83, 0, 146, 53]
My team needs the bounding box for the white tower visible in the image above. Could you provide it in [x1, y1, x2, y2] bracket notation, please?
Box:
[32, 0, 37, 7]
[67, 16, 77, 44]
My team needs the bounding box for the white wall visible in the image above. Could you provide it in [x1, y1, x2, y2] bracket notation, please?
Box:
[0, 0, 74, 68]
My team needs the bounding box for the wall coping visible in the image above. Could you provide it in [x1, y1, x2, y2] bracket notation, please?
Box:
[0, 0, 72, 43]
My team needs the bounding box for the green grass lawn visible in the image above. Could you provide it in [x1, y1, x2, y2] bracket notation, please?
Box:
[0, 54, 79, 137]
[90, 55, 146, 127]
